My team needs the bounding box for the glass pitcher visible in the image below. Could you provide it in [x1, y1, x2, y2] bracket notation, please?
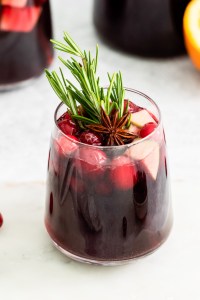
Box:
[0, 0, 53, 89]
[93, 0, 190, 57]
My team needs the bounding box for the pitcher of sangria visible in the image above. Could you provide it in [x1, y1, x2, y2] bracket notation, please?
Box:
[93, 0, 190, 57]
[0, 0, 53, 89]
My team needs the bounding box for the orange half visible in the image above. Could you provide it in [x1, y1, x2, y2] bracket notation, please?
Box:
[183, 0, 200, 69]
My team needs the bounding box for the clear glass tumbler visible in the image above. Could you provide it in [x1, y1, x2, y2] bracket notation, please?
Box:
[45, 88, 173, 265]
[0, 0, 53, 90]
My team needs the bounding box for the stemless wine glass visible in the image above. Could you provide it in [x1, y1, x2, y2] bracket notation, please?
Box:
[0, 0, 53, 90]
[45, 88, 173, 265]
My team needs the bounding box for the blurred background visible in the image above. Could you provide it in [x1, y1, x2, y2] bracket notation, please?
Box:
[0, 0, 199, 185]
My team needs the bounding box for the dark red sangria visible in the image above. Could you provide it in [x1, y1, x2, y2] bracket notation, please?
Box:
[93, 0, 190, 57]
[45, 33, 172, 264]
[0, 0, 53, 89]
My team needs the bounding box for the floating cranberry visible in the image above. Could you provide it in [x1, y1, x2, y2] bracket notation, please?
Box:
[57, 118, 79, 136]
[110, 156, 137, 190]
[56, 135, 78, 156]
[0, 213, 3, 227]
[79, 130, 102, 146]
[74, 148, 107, 180]
[58, 111, 72, 122]
[124, 99, 142, 113]
[140, 122, 157, 138]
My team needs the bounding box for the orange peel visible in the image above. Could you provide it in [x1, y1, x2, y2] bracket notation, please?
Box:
[183, 0, 200, 69]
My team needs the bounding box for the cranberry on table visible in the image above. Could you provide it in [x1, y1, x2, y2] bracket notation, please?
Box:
[0, 213, 3, 227]
[79, 130, 103, 146]
[140, 122, 157, 138]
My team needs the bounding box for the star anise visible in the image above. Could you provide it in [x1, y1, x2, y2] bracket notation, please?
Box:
[87, 108, 138, 146]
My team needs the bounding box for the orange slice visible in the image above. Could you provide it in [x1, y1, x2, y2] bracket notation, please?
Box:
[183, 0, 200, 69]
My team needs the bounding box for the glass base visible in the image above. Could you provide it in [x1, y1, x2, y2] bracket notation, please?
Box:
[49, 232, 171, 266]
[45, 206, 173, 266]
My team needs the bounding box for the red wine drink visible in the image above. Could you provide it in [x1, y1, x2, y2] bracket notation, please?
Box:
[0, 0, 53, 89]
[93, 0, 190, 57]
[45, 89, 173, 265]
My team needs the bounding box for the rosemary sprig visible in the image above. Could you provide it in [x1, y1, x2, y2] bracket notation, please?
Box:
[45, 32, 126, 128]
[108, 71, 125, 118]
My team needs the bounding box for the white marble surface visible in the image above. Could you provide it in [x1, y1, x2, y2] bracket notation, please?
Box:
[1, 0, 200, 299]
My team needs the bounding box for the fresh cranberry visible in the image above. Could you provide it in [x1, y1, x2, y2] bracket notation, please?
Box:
[110, 156, 137, 190]
[58, 111, 72, 122]
[49, 135, 78, 175]
[79, 130, 102, 146]
[0, 213, 3, 227]
[56, 135, 78, 156]
[124, 99, 142, 113]
[140, 122, 157, 138]
[57, 118, 79, 136]
[74, 148, 107, 180]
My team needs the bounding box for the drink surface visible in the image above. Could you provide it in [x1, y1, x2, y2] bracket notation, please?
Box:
[0, 0, 53, 86]
[93, 0, 190, 57]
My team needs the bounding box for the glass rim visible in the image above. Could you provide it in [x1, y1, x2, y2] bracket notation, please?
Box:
[54, 87, 162, 149]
